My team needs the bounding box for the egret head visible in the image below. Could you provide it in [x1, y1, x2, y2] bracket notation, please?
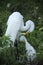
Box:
[20, 36, 27, 43]
[27, 20, 35, 32]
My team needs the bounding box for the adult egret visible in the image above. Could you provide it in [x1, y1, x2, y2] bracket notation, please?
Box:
[5, 12, 33, 44]
[20, 36, 36, 61]
[5, 12, 23, 44]
[4, 12, 36, 61]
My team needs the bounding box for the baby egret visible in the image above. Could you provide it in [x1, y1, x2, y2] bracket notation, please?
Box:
[5, 12, 33, 44]
[20, 36, 36, 61]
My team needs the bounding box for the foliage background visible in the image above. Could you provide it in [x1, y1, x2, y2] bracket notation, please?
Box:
[0, 0, 43, 65]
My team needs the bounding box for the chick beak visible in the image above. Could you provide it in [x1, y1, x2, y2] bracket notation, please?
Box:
[25, 32, 30, 36]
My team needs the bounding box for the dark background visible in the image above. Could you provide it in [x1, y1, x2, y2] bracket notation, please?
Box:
[0, 0, 43, 65]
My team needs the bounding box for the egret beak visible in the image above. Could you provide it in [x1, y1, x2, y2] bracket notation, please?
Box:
[25, 32, 29, 36]
[20, 32, 29, 36]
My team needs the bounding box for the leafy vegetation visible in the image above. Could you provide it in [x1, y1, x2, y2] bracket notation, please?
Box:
[0, 0, 43, 65]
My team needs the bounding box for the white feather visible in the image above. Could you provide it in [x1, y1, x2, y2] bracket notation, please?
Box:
[5, 12, 35, 46]
[26, 20, 35, 32]
[20, 36, 36, 61]
[20, 20, 31, 31]
[5, 12, 23, 43]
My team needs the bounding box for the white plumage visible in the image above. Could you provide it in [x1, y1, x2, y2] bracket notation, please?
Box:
[20, 20, 31, 31]
[5, 12, 35, 44]
[5, 12, 36, 61]
[20, 20, 35, 32]
[5, 12, 23, 44]
[20, 36, 36, 61]
[26, 20, 35, 32]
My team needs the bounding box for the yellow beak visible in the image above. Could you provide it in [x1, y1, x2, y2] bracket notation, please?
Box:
[20, 32, 29, 36]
